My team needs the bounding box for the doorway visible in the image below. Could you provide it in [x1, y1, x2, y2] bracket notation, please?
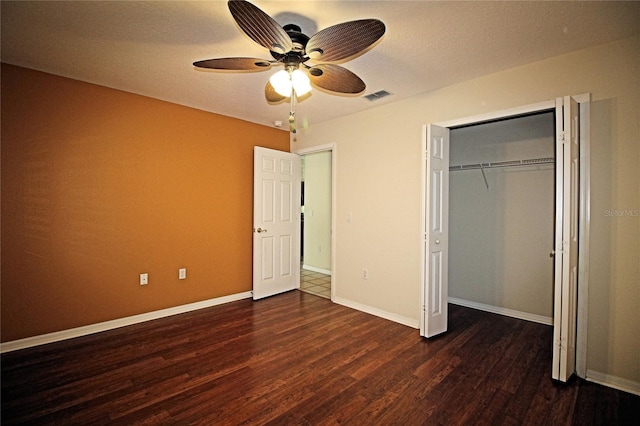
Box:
[296, 146, 335, 299]
[448, 111, 556, 325]
[420, 95, 591, 382]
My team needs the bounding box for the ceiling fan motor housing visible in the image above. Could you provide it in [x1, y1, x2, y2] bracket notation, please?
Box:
[270, 24, 311, 67]
[283, 24, 309, 51]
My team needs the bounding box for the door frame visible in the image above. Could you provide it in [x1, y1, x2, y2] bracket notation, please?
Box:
[293, 143, 337, 301]
[420, 94, 591, 378]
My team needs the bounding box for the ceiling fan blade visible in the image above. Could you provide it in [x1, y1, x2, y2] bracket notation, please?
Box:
[306, 19, 385, 63]
[308, 64, 366, 94]
[265, 81, 287, 104]
[228, 0, 293, 54]
[193, 57, 273, 71]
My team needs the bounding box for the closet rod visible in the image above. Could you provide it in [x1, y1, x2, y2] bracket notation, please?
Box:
[449, 157, 554, 171]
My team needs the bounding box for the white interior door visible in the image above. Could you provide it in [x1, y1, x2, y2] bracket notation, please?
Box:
[552, 96, 579, 382]
[253, 147, 301, 300]
[420, 124, 450, 338]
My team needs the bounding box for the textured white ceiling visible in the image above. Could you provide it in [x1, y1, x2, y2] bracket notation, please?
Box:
[2, 1, 639, 130]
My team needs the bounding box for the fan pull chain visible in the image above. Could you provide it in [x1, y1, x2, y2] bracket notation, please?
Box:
[289, 91, 297, 134]
[289, 112, 296, 133]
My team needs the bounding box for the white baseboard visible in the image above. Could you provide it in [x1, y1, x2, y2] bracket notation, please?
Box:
[0, 291, 253, 354]
[448, 297, 553, 325]
[586, 370, 640, 396]
[333, 296, 419, 329]
[302, 264, 332, 275]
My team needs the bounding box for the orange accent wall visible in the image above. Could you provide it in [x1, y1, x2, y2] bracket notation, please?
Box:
[1, 64, 290, 342]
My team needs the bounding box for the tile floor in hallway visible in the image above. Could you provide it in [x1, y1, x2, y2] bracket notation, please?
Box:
[299, 268, 331, 299]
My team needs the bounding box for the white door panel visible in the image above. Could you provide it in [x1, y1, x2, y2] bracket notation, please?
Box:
[421, 124, 449, 338]
[253, 147, 300, 300]
[552, 96, 579, 382]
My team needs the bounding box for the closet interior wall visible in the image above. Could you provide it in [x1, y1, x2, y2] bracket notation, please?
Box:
[448, 111, 556, 321]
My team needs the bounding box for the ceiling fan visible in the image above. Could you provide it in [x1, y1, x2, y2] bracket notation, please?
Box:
[193, 0, 386, 133]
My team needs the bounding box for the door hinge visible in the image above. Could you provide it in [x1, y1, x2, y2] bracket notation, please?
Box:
[559, 132, 567, 143]
[557, 337, 567, 351]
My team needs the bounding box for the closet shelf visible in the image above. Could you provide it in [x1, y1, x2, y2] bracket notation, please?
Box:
[450, 157, 555, 171]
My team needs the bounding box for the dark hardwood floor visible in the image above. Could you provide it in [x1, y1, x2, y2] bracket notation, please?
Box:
[2, 291, 638, 425]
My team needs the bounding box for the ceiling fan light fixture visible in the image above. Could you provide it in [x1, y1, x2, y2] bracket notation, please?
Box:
[270, 68, 312, 97]
[270, 69, 293, 97]
[291, 69, 311, 96]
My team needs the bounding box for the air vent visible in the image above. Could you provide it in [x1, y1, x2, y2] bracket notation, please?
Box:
[364, 90, 392, 101]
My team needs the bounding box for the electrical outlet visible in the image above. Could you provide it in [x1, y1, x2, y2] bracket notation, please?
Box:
[179, 268, 187, 280]
[362, 269, 368, 280]
[140, 273, 148, 286]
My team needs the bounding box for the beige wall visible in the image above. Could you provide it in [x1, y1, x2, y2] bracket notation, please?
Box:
[1, 64, 290, 342]
[293, 36, 640, 387]
[302, 151, 332, 272]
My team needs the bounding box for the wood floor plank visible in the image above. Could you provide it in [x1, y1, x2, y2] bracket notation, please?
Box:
[2, 290, 638, 425]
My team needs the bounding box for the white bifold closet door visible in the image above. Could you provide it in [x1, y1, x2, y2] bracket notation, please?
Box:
[421, 124, 449, 338]
[421, 96, 580, 383]
[552, 96, 579, 382]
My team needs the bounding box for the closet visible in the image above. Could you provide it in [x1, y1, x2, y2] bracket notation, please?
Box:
[448, 111, 556, 324]
[422, 95, 586, 382]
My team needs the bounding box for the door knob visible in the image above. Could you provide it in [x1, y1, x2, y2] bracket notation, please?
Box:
[256, 227, 267, 233]
[550, 250, 556, 257]
[435, 239, 440, 245]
